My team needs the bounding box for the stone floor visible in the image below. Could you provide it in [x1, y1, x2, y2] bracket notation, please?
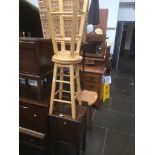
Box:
[20, 55, 135, 155]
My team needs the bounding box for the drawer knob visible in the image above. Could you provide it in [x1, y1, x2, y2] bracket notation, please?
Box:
[64, 122, 67, 125]
[33, 114, 37, 117]
[20, 105, 28, 109]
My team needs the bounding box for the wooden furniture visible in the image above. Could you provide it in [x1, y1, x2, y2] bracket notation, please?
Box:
[19, 37, 53, 75]
[45, 0, 89, 119]
[79, 36, 110, 109]
[48, 105, 87, 155]
[19, 72, 52, 103]
[19, 38, 53, 152]
[80, 65, 106, 109]
[83, 35, 106, 60]
[19, 98, 49, 151]
[78, 90, 98, 128]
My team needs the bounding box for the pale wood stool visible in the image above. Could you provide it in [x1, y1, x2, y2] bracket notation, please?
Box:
[78, 90, 98, 128]
[45, 0, 89, 119]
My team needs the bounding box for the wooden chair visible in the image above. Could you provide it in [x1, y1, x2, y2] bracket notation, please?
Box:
[45, 0, 89, 119]
[78, 90, 98, 128]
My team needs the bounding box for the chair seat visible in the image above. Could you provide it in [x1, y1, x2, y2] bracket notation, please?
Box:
[52, 51, 82, 65]
[78, 90, 98, 106]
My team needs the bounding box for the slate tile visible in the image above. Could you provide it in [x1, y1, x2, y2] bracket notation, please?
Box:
[110, 97, 135, 115]
[93, 110, 135, 134]
[54, 145, 75, 155]
[125, 136, 135, 155]
[112, 81, 135, 92]
[112, 77, 131, 85]
[82, 126, 106, 155]
[103, 130, 130, 155]
[101, 98, 112, 110]
[111, 88, 135, 102]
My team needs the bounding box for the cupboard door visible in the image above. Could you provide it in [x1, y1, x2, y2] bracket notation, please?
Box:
[19, 41, 39, 74]
[19, 101, 48, 133]
[84, 73, 100, 82]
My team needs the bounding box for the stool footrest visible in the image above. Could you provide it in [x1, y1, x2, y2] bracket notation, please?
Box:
[54, 99, 71, 104]
[56, 80, 70, 84]
[55, 88, 61, 96]
[62, 90, 71, 93]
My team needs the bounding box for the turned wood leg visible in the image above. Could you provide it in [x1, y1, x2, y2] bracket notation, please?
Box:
[70, 65, 76, 119]
[76, 65, 82, 106]
[49, 63, 58, 114]
[59, 66, 64, 111]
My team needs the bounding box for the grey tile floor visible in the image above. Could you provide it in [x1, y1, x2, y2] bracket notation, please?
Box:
[82, 56, 135, 155]
[20, 56, 135, 155]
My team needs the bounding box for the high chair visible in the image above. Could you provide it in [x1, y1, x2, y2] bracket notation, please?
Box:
[45, 0, 88, 119]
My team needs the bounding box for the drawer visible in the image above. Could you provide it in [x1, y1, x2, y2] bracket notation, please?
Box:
[19, 102, 48, 133]
[51, 117, 80, 145]
[84, 81, 100, 92]
[19, 128, 45, 149]
[19, 74, 52, 102]
[84, 73, 101, 82]
[19, 41, 36, 49]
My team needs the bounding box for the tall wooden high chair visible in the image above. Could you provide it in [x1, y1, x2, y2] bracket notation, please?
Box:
[46, 0, 88, 119]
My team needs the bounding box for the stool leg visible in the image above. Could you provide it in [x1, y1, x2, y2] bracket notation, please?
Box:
[49, 63, 58, 114]
[70, 65, 76, 119]
[59, 67, 64, 110]
[76, 66, 82, 106]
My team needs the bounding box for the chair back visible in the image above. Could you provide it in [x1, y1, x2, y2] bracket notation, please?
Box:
[46, 0, 88, 56]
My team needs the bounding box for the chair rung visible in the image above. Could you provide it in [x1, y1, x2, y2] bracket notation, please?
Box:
[78, 9, 85, 14]
[57, 73, 70, 78]
[63, 74, 70, 77]
[55, 37, 79, 41]
[62, 15, 82, 18]
[56, 80, 70, 84]
[51, 11, 73, 14]
[55, 88, 61, 96]
[51, 10, 84, 14]
[57, 72, 61, 77]
[62, 90, 70, 93]
[54, 99, 71, 104]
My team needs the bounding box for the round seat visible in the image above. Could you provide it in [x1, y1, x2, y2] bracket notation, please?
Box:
[52, 51, 82, 65]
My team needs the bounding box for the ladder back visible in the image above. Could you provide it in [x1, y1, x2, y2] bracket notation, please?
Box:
[45, 0, 88, 55]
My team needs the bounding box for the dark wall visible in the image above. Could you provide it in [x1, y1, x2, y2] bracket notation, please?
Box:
[19, 0, 43, 37]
